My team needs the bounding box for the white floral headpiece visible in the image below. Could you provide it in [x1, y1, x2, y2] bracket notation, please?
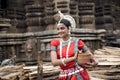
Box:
[58, 11, 76, 29]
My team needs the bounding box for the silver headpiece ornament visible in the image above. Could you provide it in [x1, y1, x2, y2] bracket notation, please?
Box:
[58, 11, 76, 29]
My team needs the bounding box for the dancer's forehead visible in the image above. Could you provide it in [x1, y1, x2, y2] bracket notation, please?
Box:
[58, 19, 71, 29]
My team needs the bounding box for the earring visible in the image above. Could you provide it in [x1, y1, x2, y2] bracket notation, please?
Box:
[68, 29, 71, 35]
[68, 27, 71, 35]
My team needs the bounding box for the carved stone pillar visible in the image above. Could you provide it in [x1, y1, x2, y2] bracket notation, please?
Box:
[7, 0, 26, 33]
[25, 0, 45, 32]
[0, 18, 11, 33]
[78, 1, 95, 29]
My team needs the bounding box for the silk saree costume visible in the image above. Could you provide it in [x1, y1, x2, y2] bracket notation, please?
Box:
[50, 38, 90, 80]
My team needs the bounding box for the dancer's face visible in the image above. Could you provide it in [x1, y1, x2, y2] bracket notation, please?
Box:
[57, 23, 69, 38]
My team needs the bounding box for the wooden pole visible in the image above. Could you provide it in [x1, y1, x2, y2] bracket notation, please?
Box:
[37, 51, 43, 80]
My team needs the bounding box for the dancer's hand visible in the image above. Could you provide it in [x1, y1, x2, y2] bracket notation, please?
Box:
[84, 56, 98, 68]
[74, 50, 82, 60]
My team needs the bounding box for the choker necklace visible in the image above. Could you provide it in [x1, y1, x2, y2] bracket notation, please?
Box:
[60, 37, 72, 59]
[61, 37, 71, 42]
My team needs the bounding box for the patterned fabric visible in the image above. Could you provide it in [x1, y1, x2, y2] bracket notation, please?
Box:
[50, 38, 90, 80]
[59, 66, 83, 80]
[59, 66, 90, 80]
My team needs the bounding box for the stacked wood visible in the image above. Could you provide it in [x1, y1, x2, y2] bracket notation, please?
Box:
[94, 47, 120, 66]
[23, 63, 60, 80]
[23, 66, 38, 80]
[0, 64, 25, 80]
[90, 67, 120, 80]
[89, 46, 120, 80]
[0, 63, 60, 80]
[43, 63, 60, 80]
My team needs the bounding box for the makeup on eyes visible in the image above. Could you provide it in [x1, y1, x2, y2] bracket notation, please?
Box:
[57, 27, 65, 30]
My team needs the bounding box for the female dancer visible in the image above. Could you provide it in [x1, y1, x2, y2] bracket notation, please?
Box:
[50, 19, 98, 80]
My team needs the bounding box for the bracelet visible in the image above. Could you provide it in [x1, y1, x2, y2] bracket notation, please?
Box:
[61, 58, 66, 66]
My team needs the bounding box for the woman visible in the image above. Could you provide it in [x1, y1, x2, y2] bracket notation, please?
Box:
[50, 19, 98, 80]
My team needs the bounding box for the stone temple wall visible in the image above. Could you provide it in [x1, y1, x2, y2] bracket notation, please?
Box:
[0, 0, 119, 65]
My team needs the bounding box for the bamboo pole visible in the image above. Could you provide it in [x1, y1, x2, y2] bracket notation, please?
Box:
[37, 51, 43, 80]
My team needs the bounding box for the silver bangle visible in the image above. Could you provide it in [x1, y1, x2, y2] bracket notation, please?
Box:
[61, 58, 66, 66]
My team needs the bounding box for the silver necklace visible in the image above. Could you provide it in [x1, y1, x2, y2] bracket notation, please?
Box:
[60, 37, 72, 59]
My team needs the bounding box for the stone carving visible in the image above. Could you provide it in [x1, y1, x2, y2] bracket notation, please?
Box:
[25, 37, 37, 63]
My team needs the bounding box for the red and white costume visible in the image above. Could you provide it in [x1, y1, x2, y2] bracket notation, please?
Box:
[50, 38, 90, 80]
